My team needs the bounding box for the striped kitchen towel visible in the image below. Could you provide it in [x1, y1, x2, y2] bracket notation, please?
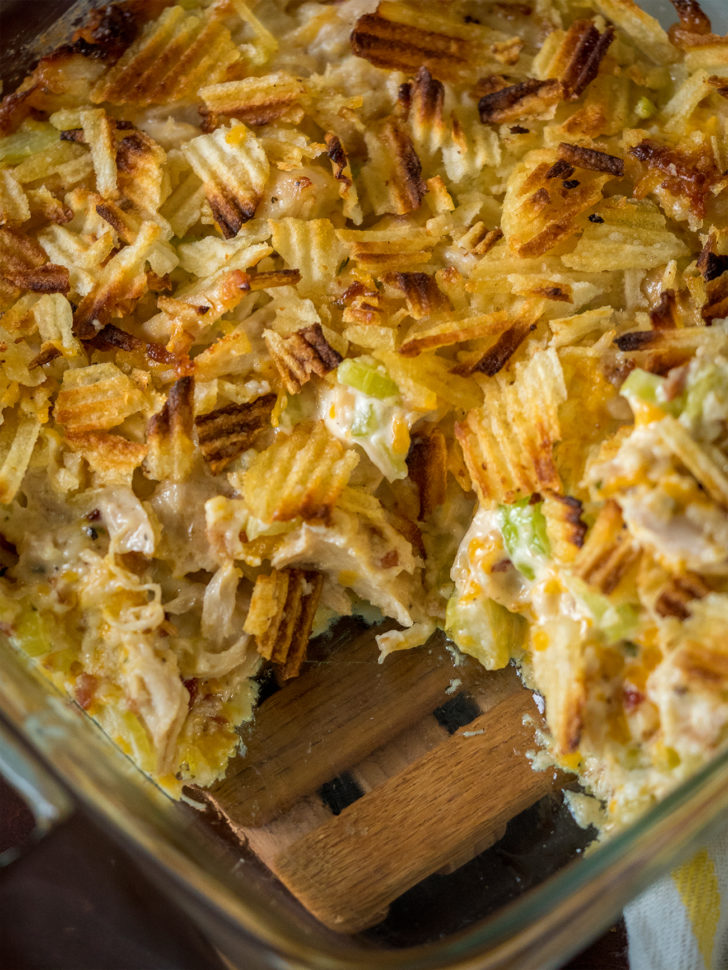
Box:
[625, 826, 728, 970]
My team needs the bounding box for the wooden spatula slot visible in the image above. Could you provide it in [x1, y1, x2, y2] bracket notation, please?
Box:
[202, 627, 565, 933]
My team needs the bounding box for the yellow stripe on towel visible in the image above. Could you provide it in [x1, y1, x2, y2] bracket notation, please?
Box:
[673, 849, 721, 970]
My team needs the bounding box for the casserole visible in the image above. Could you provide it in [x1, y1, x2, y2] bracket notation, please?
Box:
[1, 0, 728, 964]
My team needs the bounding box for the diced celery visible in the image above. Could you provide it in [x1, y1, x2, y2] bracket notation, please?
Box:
[682, 366, 723, 423]
[620, 368, 663, 405]
[13, 607, 51, 658]
[338, 357, 399, 399]
[635, 96, 657, 120]
[445, 594, 526, 670]
[497, 497, 550, 581]
[578, 584, 640, 644]
[0, 122, 58, 166]
[621, 367, 683, 416]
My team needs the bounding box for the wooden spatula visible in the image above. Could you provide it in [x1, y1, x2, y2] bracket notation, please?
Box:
[201, 623, 564, 933]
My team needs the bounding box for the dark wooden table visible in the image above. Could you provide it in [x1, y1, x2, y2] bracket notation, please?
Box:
[0, 777, 628, 970]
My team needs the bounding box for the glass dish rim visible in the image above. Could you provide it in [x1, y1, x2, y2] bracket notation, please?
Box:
[1, 0, 727, 966]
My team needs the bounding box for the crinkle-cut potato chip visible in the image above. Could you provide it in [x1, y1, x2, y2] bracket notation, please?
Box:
[0, 170, 30, 227]
[242, 421, 359, 524]
[656, 416, 728, 509]
[543, 492, 587, 565]
[362, 119, 427, 216]
[90, 5, 242, 107]
[529, 617, 586, 755]
[0, 228, 70, 297]
[66, 430, 147, 487]
[0, 411, 41, 505]
[351, 1, 523, 83]
[561, 197, 689, 271]
[324, 133, 362, 225]
[33, 293, 83, 361]
[80, 108, 118, 200]
[115, 128, 169, 217]
[399, 309, 515, 358]
[264, 323, 342, 394]
[271, 217, 346, 295]
[144, 377, 196, 483]
[385, 271, 450, 320]
[591, 0, 676, 64]
[407, 428, 447, 519]
[54, 362, 146, 434]
[244, 568, 323, 679]
[183, 124, 270, 240]
[72, 220, 168, 339]
[575, 500, 640, 595]
[535, 18, 615, 100]
[456, 348, 566, 506]
[338, 226, 434, 271]
[195, 392, 276, 474]
[200, 74, 306, 129]
[38, 223, 116, 298]
[501, 147, 618, 257]
[375, 348, 482, 412]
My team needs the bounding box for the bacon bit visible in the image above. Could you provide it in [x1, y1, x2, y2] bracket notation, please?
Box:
[74, 673, 98, 710]
[558, 142, 624, 177]
[491, 559, 512, 573]
[649, 290, 679, 330]
[379, 549, 400, 569]
[622, 684, 645, 713]
[183, 677, 200, 706]
[478, 78, 562, 124]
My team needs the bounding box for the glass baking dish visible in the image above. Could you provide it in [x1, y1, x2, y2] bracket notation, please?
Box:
[0, 1, 726, 968]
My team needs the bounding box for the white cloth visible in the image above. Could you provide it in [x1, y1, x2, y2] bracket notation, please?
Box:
[625, 828, 728, 970]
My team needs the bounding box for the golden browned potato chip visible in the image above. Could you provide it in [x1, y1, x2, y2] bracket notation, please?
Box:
[54, 362, 146, 435]
[455, 347, 566, 506]
[244, 567, 324, 679]
[263, 323, 342, 394]
[195, 392, 276, 475]
[242, 421, 358, 523]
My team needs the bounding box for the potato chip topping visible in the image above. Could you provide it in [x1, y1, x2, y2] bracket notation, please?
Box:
[1, 0, 728, 826]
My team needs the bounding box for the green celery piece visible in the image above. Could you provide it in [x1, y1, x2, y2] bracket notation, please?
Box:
[338, 358, 399, 399]
[0, 122, 58, 166]
[620, 368, 663, 405]
[497, 497, 550, 581]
